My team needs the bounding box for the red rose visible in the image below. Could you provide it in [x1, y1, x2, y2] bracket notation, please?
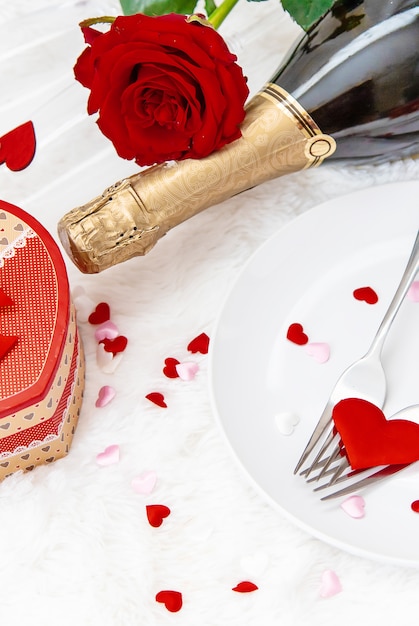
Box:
[74, 13, 249, 166]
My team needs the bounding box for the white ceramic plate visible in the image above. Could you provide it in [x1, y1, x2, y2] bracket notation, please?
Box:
[209, 181, 419, 567]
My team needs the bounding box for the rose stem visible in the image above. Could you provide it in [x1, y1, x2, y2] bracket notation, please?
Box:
[208, 0, 241, 29]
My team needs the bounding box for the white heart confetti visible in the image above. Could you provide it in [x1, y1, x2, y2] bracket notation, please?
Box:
[96, 343, 123, 373]
[73, 289, 97, 323]
[240, 551, 269, 577]
[275, 411, 300, 436]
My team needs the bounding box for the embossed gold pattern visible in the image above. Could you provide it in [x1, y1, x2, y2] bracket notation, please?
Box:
[58, 84, 336, 273]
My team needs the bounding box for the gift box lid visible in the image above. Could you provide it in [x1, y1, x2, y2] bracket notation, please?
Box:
[0, 199, 70, 419]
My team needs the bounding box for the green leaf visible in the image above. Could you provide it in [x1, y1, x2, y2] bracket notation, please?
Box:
[119, 0, 199, 16]
[280, 0, 335, 30]
[205, 0, 217, 16]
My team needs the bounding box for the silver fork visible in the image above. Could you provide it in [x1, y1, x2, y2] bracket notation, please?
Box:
[294, 229, 419, 480]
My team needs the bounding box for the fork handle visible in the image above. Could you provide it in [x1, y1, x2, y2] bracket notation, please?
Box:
[368, 229, 419, 356]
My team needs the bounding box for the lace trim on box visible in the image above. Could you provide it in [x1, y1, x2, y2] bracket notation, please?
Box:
[0, 229, 36, 268]
[0, 370, 77, 459]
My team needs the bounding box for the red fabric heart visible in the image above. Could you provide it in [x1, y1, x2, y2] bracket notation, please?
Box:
[0, 334, 18, 361]
[155, 590, 183, 612]
[187, 332, 210, 354]
[100, 335, 128, 355]
[88, 302, 110, 324]
[353, 286, 378, 304]
[286, 323, 309, 345]
[332, 398, 419, 470]
[0, 121, 36, 171]
[145, 392, 167, 408]
[146, 504, 171, 527]
[163, 357, 180, 378]
[0, 288, 14, 307]
[232, 581, 258, 593]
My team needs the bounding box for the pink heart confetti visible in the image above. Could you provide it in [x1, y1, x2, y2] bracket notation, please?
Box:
[175, 361, 199, 381]
[340, 495, 366, 519]
[408, 281, 419, 302]
[305, 342, 330, 364]
[96, 343, 123, 373]
[319, 570, 342, 598]
[274, 411, 299, 436]
[96, 444, 120, 466]
[95, 385, 116, 408]
[132, 470, 157, 495]
[95, 320, 119, 341]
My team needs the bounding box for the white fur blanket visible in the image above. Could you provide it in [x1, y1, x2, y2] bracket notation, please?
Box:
[1, 1, 419, 624]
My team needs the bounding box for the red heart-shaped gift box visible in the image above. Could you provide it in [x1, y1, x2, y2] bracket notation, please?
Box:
[0, 199, 85, 479]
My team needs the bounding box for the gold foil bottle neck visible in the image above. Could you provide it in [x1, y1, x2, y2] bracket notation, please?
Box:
[58, 84, 336, 274]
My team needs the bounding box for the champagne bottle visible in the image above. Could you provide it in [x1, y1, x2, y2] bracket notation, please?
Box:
[58, 0, 419, 273]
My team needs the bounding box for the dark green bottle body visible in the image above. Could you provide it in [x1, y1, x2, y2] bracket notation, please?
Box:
[274, 0, 419, 163]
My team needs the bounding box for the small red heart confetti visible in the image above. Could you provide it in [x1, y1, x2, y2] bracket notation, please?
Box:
[353, 286, 378, 304]
[187, 332, 210, 354]
[411, 500, 419, 513]
[155, 590, 183, 612]
[145, 392, 167, 408]
[286, 323, 309, 345]
[0, 288, 14, 307]
[333, 398, 419, 470]
[100, 335, 128, 355]
[163, 357, 180, 378]
[146, 504, 171, 527]
[88, 302, 111, 324]
[232, 581, 258, 593]
[0, 121, 36, 171]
